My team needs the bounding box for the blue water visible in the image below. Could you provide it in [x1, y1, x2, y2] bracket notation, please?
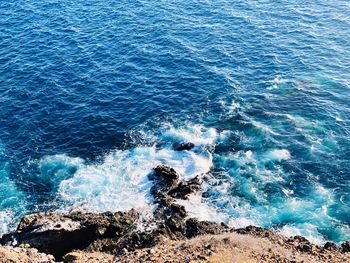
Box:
[1, 0, 350, 243]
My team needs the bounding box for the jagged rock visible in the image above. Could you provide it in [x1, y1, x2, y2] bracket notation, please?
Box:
[173, 142, 195, 151]
[148, 165, 228, 241]
[341, 241, 350, 253]
[150, 165, 180, 203]
[168, 176, 201, 199]
[324, 241, 338, 251]
[153, 165, 179, 184]
[2, 209, 139, 259]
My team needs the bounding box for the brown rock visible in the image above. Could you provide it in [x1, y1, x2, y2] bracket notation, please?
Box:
[0, 245, 55, 263]
[2, 210, 139, 259]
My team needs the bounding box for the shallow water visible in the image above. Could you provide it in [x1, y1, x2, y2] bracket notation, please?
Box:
[0, 0, 349, 243]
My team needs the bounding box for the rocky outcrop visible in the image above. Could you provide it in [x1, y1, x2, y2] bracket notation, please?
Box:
[1, 163, 349, 262]
[149, 165, 229, 239]
[1, 164, 229, 261]
[2, 209, 139, 259]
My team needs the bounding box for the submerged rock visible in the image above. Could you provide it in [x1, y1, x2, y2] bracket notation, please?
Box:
[173, 142, 195, 151]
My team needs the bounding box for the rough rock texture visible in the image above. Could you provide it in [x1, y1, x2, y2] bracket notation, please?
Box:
[63, 251, 114, 263]
[168, 176, 201, 199]
[342, 241, 350, 253]
[149, 165, 229, 241]
[115, 233, 350, 263]
[1, 164, 349, 262]
[1, 164, 229, 261]
[2, 209, 139, 259]
[0, 245, 55, 263]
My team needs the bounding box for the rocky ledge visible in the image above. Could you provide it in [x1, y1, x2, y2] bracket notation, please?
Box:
[1, 163, 349, 262]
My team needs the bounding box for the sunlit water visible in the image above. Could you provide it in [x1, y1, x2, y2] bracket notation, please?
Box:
[1, 0, 349, 243]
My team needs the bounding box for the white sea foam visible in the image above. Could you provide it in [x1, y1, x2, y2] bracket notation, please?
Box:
[251, 120, 280, 135]
[264, 149, 291, 162]
[176, 194, 227, 223]
[335, 116, 344, 122]
[0, 210, 15, 234]
[266, 75, 287, 90]
[162, 125, 218, 146]
[278, 224, 325, 245]
[56, 125, 218, 214]
[228, 217, 256, 229]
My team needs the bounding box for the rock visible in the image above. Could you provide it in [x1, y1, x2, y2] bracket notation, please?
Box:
[150, 165, 180, 203]
[0, 162, 348, 263]
[324, 241, 338, 251]
[300, 243, 312, 252]
[153, 165, 179, 184]
[63, 251, 114, 263]
[0, 245, 55, 263]
[341, 241, 350, 253]
[235, 226, 273, 238]
[168, 176, 201, 200]
[2, 209, 139, 259]
[185, 218, 229, 238]
[173, 142, 195, 151]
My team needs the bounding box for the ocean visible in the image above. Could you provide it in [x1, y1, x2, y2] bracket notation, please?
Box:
[0, 0, 349, 244]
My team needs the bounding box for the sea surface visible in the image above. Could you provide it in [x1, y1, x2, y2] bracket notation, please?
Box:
[1, 0, 350, 244]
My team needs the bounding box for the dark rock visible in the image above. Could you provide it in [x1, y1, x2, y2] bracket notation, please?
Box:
[341, 241, 350, 253]
[1, 164, 236, 260]
[324, 241, 338, 251]
[168, 176, 201, 200]
[299, 243, 312, 252]
[173, 142, 195, 151]
[185, 218, 229, 238]
[153, 165, 179, 184]
[1, 209, 139, 259]
[292, 235, 310, 243]
[235, 226, 273, 238]
[149, 165, 180, 205]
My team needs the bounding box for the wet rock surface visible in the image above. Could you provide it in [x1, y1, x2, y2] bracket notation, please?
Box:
[173, 142, 195, 151]
[1, 164, 349, 262]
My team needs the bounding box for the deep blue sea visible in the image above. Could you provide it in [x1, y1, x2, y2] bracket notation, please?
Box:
[1, 0, 349, 244]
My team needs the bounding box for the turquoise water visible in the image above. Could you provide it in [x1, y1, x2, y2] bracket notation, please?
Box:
[0, 0, 349, 243]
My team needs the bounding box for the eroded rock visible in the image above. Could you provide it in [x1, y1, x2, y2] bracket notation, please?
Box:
[2, 209, 139, 259]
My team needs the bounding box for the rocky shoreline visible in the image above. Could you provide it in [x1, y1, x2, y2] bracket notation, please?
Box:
[1, 163, 349, 262]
